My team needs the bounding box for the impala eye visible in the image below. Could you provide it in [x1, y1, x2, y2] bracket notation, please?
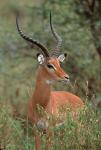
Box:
[47, 64, 54, 69]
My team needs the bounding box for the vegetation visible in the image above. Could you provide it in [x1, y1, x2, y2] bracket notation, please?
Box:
[0, 0, 101, 149]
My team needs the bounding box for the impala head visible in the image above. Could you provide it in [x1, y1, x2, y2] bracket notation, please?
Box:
[16, 12, 69, 82]
[37, 53, 69, 82]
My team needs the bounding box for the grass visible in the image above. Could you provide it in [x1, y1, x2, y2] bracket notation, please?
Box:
[0, 102, 101, 150]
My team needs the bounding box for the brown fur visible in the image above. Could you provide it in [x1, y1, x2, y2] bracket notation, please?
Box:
[27, 57, 84, 150]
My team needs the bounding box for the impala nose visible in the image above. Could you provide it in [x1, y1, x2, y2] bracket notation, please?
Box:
[64, 75, 69, 80]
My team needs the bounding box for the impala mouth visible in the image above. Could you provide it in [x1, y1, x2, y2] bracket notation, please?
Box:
[62, 79, 70, 83]
[58, 78, 70, 84]
[46, 77, 70, 85]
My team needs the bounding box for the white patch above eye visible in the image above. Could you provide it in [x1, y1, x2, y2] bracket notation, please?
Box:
[37, 54, 45, 64]
[58, 54, 66, 62]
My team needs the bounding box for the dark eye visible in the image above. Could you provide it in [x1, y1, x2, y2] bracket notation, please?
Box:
[47, 64, 54, 69]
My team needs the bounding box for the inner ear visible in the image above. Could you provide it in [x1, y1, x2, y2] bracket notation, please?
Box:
[37, 53, 45, 64]
[58, 53, 67, 62]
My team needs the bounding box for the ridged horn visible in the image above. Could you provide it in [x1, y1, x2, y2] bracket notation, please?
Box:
[16, 14, 50, 57]
[50, 11, 62, 52]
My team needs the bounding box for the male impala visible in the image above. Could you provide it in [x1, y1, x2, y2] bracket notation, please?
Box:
[16, 12, 84, 150]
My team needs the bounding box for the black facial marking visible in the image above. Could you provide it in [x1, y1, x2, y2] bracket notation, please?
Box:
[47, 64, 54, 69]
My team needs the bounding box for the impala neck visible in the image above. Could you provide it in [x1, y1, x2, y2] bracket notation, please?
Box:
[32, 66, 52, 108]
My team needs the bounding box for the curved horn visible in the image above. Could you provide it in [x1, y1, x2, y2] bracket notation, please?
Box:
[50, 12, 62, 51]
[16, 15, 50, 57]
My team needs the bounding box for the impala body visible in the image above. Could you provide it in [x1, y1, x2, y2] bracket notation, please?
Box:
[16, 12, 84, 150]
[28, 57, 83, 123]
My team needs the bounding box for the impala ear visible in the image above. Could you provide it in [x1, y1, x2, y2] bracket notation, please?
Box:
[58, 53, 67, 62]
[37, 53, 45, 64]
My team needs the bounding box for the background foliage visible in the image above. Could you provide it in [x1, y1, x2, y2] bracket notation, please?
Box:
[0, 0, 101, 149]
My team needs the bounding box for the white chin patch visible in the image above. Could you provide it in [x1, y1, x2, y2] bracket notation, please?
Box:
[46, 80, 53, 85]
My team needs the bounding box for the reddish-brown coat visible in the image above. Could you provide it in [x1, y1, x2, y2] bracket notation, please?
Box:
[27, 58, 84, 150]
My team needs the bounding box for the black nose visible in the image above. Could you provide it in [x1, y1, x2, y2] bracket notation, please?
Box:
[64, 75, 69, 80]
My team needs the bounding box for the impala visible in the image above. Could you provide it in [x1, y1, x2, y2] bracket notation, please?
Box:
[16, 12, 84, 150]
